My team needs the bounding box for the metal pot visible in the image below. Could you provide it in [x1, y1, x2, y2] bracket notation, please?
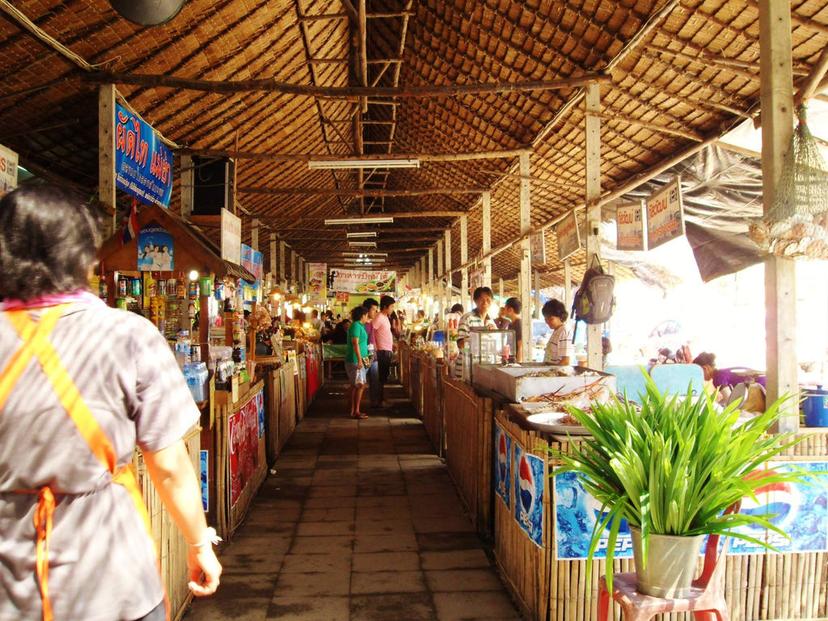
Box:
[803, 386, 828, 427]
[630, 527, 704, 598]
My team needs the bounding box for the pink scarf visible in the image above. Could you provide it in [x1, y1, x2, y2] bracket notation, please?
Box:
[0, 289, 103, 312]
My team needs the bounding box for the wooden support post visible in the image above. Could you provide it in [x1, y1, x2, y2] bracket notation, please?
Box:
[299, 258, 305, 290]
[181, 154, 194, 220]
[98, 84, 116, 236]
[289, 249, 295, 288]
[269, 234, 277, 282]
[563, 259, 572, 311]
[279, 241, 287, 289]
[251, 219, 259, 252]
[760, 0, 799, 431]
[420, 257, 426, 291]
[428, 248, 434, 296]
[460, 215, 469, 310]
[534, 270, 541, 321]
[519, 152, 532, 363]
[498, 278, 504, 300]
[585, 83, 603, 370]
[482, 191, 492, 289]
[444, 229, 452, 309]
[436, 241, 444, 315]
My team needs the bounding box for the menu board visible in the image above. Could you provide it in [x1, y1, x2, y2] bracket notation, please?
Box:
[646, 178, 684, 250]
[330, 268, 396, 294]
[221, 208, 241, 265]
[616, 201, 646, 251]
[307, 263, 327, 303]
[0, 143, 18, 196]
[556, 210, 581, 260]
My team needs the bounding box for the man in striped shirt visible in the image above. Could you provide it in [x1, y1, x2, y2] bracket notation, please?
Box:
[455, 286, 497, 378]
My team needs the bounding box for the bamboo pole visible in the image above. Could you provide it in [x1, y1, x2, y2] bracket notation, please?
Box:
[180, 147, 530, 163]
[238, 186, 488, 196]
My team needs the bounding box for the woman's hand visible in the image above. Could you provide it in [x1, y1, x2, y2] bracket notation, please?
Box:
[187, 545, 222, 596]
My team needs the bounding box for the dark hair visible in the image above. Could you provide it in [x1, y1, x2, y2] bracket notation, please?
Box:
[363, 298, 379, 310]
[351, 306, 367, 322]
[473, 286, 493, 301]
[312, 309, 319, 317]
[693, 352, 716, 367]
[542, 299, 568, 322]
[380, 295, 395, 310]
[505, 297, 521, 313]
[0, 185, 102, 301]
[450, 303, 464, 313]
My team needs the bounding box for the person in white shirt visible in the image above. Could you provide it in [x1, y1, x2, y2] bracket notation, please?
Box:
[455, 287, 497, 377]
[542, 299, 573, 365]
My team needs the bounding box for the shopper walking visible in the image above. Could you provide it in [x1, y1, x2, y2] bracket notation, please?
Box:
[345, 306, 370, 419]
[372, 295, 396, 408]
[0, 186, 221, 621]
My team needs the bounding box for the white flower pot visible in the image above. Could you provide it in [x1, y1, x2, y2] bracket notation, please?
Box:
[630, 527, 704, 598]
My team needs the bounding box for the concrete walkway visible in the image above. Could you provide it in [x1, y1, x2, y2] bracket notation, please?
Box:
[187, 381, 522, 621]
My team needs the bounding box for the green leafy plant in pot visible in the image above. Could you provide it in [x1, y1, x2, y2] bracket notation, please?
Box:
[553, 374, 809, 598]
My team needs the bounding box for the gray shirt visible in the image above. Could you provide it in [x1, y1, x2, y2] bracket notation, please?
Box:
[0, 300, 200, 621]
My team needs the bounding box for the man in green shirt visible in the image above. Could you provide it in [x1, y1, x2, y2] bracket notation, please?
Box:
[345, 306, 370, 419]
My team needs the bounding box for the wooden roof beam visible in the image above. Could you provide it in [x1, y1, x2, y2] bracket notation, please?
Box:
[90, 71, 610, 97]
[298, 12, 350, 21]
[367, 11, 416, 19]
[239, 187, 488, 196]
[180, 148, 531, 162]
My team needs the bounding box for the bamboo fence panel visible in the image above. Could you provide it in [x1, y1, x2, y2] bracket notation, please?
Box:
[420, 355, 446, 455]
[295, 354, 307, 422]
[278, 360, 297, 455]
[494, 406, 552, 621]
[411, 351, 424, 417]
[265, 368, 281, 465]
[442, 376, 494, 537]
[399, 342, 411, 396]
[134, 424, 200, 621]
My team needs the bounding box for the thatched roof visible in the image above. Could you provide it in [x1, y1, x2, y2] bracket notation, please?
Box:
[1, 0, 827, 286]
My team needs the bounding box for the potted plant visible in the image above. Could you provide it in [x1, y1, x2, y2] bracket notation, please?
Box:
[554, 374, 810, 598]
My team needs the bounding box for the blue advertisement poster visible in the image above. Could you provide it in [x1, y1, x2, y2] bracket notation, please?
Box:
[137, 223, 174, 271]
[494, 422, 511, 508]
[553, 461, 828, 560]
[514, 445, 545, 547]
[114, 103, 173, 208]
[256, 390, 265, 438]
[200, 450, 209, 512]
[241, 244, 264, 281]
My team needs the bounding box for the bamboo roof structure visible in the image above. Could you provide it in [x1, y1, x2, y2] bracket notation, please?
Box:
[1, 0, 827, 286]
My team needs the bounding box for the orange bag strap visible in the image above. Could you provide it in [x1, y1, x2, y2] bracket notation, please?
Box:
[1, 306, 165, 621]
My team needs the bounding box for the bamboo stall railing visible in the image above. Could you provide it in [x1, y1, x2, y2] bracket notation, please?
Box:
[442, 375, 494, 537]
[420, 354, 446, 455]
[134, 424, 201, 621]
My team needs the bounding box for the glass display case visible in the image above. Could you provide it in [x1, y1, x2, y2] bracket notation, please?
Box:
[463, 328, 515, 383]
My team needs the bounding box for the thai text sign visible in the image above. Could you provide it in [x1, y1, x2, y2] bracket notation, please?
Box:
[229, 389, 264, 507]
[241, 244, 264, 281]
[556, 210, 581, 260]
[616, 201, 646, 251]
[330, 268, 396, 294]
[221, 208, 241, 265]
[646, 178, 684, 250]
[0, 143, 18, 195]
[307, 263, 327, 304]
[114, 103, 173, 208]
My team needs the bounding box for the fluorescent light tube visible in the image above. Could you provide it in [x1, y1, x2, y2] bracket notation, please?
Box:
[348, 241, 377, 248]
[309, 158, 419, 170]
[342, 252, 388, 256]
[346, 232, 378, 238]
[325, 217, 394, 226]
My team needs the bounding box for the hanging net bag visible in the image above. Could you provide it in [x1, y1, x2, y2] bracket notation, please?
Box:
[749, 105, 828, 258]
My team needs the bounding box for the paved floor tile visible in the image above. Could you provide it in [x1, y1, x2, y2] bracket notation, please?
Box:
[351, 570, 427, 594]
[185, 382, 520, 621]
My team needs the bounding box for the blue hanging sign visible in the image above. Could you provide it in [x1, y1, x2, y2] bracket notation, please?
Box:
[115, 102, 173, 208]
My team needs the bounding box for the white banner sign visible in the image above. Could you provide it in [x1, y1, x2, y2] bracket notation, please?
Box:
[616, 201, 646, 251]
[330, 268, 396, 294]
[556, 210, 581, 260]
[220, 208, 242, 265]
[0, 143, 18, 196]
[531, 230, 546, 265]
[646, 178, 684, 250]
[307, 263, 327, 304]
